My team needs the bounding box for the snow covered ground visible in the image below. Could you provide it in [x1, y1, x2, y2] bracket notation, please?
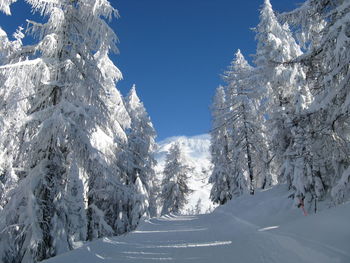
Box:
[155, 134, 214, 214]
[43, 185, 350, 263]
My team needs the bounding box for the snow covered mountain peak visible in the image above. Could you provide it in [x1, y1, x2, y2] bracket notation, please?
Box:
[156, 134, 211, 165]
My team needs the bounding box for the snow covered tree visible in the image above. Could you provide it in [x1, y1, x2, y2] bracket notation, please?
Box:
[254, 0, 317, 205]
[307, 0, 350, 205]
[125, 84, 158, 220]
[255, 0, 304, 180]
[0, 28, 13, 206]
[281, 0, 327, 50]
[283, 0, 350, 206]
[224, 50, 271, 195]
[148, 175, 161, 217]
[209, 86, 233, 204]
[210, 49, 273, 204]
[160, 143, 193, 215]
[0, 0, 133, 262]
[0, 26, 28, 210]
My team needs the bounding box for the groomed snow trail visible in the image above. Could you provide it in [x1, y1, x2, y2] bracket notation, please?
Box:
[44, 187, 350, 263]
[44, 214, 349, 263]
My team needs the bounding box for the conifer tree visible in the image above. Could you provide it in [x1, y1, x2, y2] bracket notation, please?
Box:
[255, 0, 316, 205]
[125, 85, 158, 220]
[0, 1, 133, 262]
[161, 143, 193, 215]
[224, 50, 271, 195]
[283, 0, 350, 206]
[0, 26, 28, 210]
[210, 49, 273, 204]
[209, 86, 233, 204]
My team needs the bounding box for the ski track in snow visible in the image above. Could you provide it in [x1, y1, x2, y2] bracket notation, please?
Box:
[43, 187, 350, 263]
[44, 213, 349, 263]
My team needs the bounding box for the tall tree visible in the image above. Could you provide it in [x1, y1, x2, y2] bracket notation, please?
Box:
[254, 0, 316, 204]
[284, 0, 350, 205]
[0, 0, 132, 262]
[209, 86, 233, 204]
[125, 85, 158, 220]
[160, 143, 192, 215]
[224, 50, 271, 195]
[0, 26, 28, 209]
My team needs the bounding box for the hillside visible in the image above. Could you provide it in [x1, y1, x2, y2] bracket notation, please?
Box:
[43, 185, 350, 263]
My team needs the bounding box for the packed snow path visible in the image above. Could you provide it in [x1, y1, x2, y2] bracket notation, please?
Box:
[45, 213, 349, 262]
[44, 187, 350, 263]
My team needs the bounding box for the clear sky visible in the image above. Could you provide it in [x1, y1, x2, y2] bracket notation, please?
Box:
[0, 0, 303, 141]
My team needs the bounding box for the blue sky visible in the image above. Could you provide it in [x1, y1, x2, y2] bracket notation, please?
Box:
[0, 0, 303, 141]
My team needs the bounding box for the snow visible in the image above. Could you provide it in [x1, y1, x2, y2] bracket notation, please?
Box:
[156, 134, 211, 162]
[0, 27, 7, 37]
[0, 58, 43, 69]
[43, 185, 350, 263]
[155, 134, 214, 214]
[0, 0, 17, 15]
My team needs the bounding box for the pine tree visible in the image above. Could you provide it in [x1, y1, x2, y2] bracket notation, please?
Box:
[194, 198, 202, 215]
[148, 176, 161, 217]
[254, 0, 316, 205]
[0, 1, 132, 262]
[224, 50, 271, 195]
[125, 85, 158, 221]
[160, 143, 193, 215]
[0, 28, 12, 207]
[0, 26, 27, 210]
[310, 0, 350, 205]
[309, 0, 350, 205]
[209, 86, 233, 204]
[284, 0, 350, 205]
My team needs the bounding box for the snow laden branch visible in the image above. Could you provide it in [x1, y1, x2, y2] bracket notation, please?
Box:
[0, 0, 17, 15]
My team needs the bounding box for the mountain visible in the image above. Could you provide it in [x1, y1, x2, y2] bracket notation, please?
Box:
[155, 134, 215, 214]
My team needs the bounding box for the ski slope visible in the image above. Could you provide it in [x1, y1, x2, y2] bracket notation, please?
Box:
[43, 185, 350, 263]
